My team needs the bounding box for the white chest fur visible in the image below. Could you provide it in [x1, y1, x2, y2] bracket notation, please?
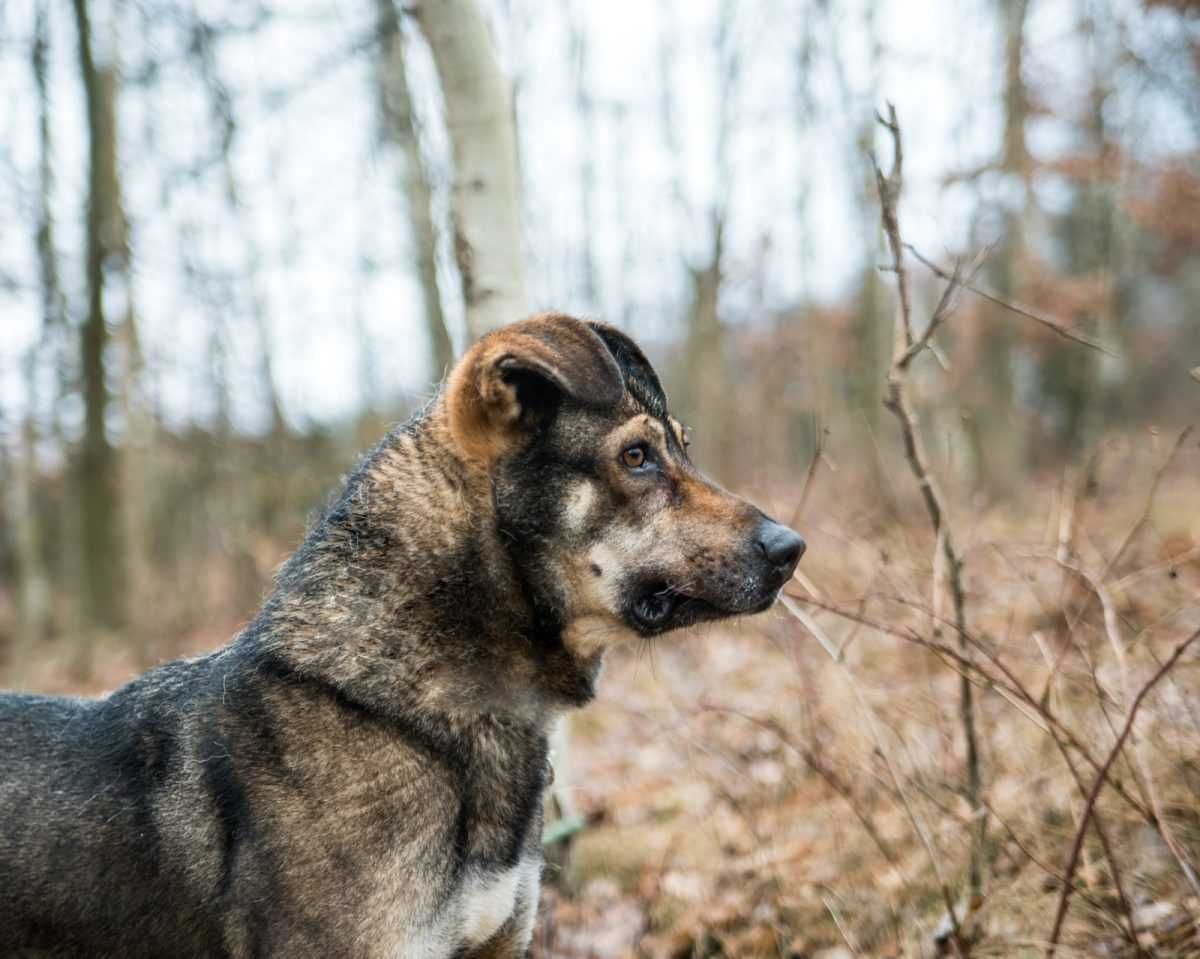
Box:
[398, 857, 541, 957]
[459, 863, 525, 945]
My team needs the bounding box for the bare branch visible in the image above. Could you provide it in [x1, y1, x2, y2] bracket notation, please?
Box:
[872, 102, 913, 350]
[904, 243, 1118, 357]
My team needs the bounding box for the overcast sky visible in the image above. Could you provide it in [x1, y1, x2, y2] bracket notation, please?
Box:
[0, 0, 1193, 435]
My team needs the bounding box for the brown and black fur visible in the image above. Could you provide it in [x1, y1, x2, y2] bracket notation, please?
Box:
[0, 313, 804, 957]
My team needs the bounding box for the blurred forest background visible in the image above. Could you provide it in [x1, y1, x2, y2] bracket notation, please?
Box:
[1, 0, 1199, 955]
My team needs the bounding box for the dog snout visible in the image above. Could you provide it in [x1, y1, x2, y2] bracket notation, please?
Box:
[755, 520, 805, 576]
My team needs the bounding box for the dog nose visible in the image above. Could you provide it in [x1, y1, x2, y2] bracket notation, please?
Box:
[756, 520, 806, 572]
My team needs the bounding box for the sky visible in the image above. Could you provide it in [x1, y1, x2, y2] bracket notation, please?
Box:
[0, 0, 1193, 437]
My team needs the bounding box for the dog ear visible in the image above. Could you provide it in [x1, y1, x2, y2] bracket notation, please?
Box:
[446, 313, 624, 461]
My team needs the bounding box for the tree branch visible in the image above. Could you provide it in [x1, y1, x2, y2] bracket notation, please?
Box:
[873, 106, 985, 925]
[904, 243, 1118, 358]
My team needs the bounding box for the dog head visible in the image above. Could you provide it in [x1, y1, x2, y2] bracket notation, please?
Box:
[446, 312, 805, 657]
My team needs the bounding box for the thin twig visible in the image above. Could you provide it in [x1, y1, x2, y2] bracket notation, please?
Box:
[788, 417, 828, 529]
[1046, 628, 1200, 957]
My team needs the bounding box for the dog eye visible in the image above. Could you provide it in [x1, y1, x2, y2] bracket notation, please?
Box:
[620, 446, 648, 469]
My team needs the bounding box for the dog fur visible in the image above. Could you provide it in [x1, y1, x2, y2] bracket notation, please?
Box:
[0, 313, 804, 957]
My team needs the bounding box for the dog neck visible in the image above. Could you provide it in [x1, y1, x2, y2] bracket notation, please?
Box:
[240, 401, 601, 733]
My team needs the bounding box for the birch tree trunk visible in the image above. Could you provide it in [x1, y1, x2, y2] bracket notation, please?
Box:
[415, 0, 528, 339]
[374, 0, 454, 373]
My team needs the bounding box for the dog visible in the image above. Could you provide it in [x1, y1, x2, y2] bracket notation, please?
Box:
[0, 313, 805, 957]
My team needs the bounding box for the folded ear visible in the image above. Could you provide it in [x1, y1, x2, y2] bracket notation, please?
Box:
[446, 312, 624, 462]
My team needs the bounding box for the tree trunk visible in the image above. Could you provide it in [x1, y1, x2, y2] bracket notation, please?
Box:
[72, 0, 127, 640]
[994, 0, 1033, 438]
[13, 0, 62, 672]
[961, 0, 1032, 489]
[415, 0, 528, 339]
[1035, 1, 1122, 465]
[679, 218, 733, 476]
[374, 0, 455, 374]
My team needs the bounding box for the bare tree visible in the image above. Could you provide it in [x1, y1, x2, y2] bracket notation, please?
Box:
[10, 0, 62, 672]
[813, 0, 888, 434]
[72, 0, 128, 640]
[414, 0, 528, 339]
[373, 0, 454, 374]
[669, 0, 739, 475]
[186, 13, 287, 441]
[954, 0, 1035, 487]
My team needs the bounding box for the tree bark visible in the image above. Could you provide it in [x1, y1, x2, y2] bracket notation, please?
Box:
[415, 0, 528, 339]
[375, 0, 455, 373]
[72, 0, 127, 638]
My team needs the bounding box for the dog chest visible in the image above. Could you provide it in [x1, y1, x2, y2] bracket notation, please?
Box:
[396, 856, 541, 956]
[458, 857, 540, 945]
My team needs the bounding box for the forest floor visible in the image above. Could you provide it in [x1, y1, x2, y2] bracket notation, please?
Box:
[6, 436, 1200, 958]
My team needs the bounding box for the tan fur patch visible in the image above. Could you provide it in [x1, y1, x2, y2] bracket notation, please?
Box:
[563, 615, 635, 660]
[563, 480, 596, 532]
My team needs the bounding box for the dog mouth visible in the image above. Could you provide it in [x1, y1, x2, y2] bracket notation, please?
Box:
[629, 584, 687, 632]
[627, 580, 781, 636]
